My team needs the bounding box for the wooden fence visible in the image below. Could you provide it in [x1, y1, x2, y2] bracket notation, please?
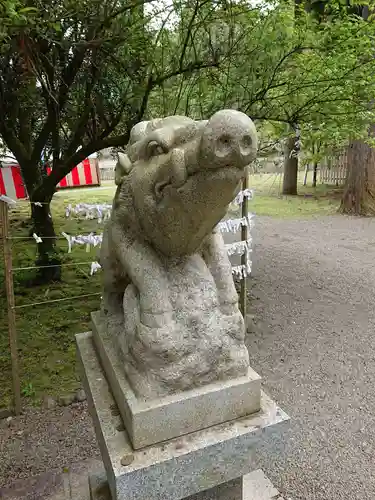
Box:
[99, 167, 115, 181]
[319, 150, 348, 186]
[319, 165, 347, 186]
[0, 201, 21, 416]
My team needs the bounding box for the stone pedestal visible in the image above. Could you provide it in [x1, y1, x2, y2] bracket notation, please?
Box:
[88, 473, 243, 500]
[76, 331, 289, 500]
[91, 311, 261, 449]
[88, 469, 284, 500]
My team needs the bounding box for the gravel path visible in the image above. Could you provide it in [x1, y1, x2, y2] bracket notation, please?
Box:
[0, 403, 99, 490]
[247, 215, 375, 500]
[2, 214, 375, 499]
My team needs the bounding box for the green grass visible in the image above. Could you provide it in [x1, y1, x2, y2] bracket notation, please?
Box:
[0, 185, 116, 410]
[248, 171, 342, 217]
[0, 174, 341, 409]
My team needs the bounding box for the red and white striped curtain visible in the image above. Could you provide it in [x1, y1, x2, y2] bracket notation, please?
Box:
[0, 164, 27, 199]
[0, 159, 101, 199]
[46, 159, 100, 189]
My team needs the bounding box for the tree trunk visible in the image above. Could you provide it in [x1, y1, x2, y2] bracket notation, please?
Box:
[312, 162, 318, 187]
[303, 164, 309, 186]
[282, 133, 299, 195]
[339, 141, 375, 215]
[30, 197, 61, 283]
[20, 162, 61, 284]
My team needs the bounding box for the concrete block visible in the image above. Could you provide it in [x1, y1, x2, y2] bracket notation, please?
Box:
[89, 471, 112, 500]
[243, 469, 279, 500]
[89, 472, 242, 500]
[91, 311, 261, 449]
[88, 469, 283, 500]
[77, 331, 289, 500]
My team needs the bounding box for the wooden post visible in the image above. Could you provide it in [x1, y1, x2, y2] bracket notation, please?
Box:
[0, 201, 21, 415]
[239, 170, 249, 319]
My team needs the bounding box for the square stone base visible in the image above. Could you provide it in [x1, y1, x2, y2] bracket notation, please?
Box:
[77, 331, 289, 500]
[89, 469, 282, 500]
[90, 311, 261, 449]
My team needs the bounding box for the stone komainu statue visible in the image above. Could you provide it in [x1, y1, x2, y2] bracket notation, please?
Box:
[99, 110, 258, 398]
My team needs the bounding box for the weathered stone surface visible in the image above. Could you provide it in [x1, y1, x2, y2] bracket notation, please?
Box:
[42, 395, 57, 410]
[76, 331, 289, 500]
[243, 470, 279, 500]
[0, 409, 12, 420]
[99, 110, 258, 398]
[91, 314, 261, 449]
[58, 394, 75, 407]
[75, 388, 87, 402]
[89, 470, 112, 500]
[88, 470, 282, 500]
[90, 474, 243, 500]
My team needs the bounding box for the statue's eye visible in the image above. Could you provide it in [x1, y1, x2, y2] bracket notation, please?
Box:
[147, 140, 167, 158]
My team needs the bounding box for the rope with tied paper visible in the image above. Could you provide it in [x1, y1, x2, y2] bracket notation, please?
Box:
[87, 228, 253, 278]
[217, 214, 254, 233]
[225, 238, 252, 256]
[232, 261, 252, 279]
[61, 232, 103, 252]
[90, 261, 102, 276]
[232, 188, 253, 206]
[61, 230, 251, 258]
[64, 189, 253, 224]
[65, 203, 112, 223]
[90, 259, 252, 278]
[63, 186, 254, 279]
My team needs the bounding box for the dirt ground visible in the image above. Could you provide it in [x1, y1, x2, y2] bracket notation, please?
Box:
[0, 403, 99, 493]
[247, 214, 375, 500]
[1, 214, 375, 499]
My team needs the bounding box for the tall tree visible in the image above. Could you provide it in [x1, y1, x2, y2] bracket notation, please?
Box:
[0, 0, 223, 282]
[152, 0, 375, 159]
[340, 137, 375, 215]
[281, 0, 303, 196]
[333, 1, 375, 215]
